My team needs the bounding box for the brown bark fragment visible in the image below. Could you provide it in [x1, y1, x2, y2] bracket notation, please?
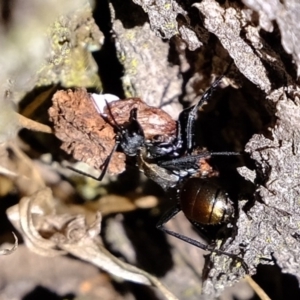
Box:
[49, 88, 125, 176]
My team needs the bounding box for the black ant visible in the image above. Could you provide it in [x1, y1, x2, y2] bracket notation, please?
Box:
[69, 76, 247, 270]
[137, 78, 246, 268]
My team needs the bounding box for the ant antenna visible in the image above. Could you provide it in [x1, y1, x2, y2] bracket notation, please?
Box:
[103, 100, 123, 132]
[67, 101, 123, 181]
[66, 140, 119, 181]
[209, 151, 241, 156]
[97, 141, 119, 181]
[93, 100, 124, 180]
[158, 151, 240, 170]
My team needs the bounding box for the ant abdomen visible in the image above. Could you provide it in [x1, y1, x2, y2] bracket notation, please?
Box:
[180, 178, 234, 225]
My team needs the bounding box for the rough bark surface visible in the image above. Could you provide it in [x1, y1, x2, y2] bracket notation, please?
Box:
[1, 0, 300, 299]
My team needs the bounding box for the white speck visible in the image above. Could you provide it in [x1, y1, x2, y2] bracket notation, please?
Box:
[91, 93, 120, 114]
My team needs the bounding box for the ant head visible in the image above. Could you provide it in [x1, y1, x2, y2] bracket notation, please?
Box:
[103, 101, 145, 157]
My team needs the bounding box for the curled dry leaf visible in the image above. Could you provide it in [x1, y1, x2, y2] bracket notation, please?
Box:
[0, 232, 18, 255]
[1, 142, 46, 196]
[7, 188, 65, 257]
[6, 187, 178, 300]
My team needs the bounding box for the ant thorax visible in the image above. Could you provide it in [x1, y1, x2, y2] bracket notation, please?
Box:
[138, 149, 179, 191]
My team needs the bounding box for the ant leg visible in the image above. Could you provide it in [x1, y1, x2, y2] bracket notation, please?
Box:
[157, 204, 214, 252]
[97, 141, 120, 181]
[158, 151, 240, 171]
[67, 141, 119, 181]
[158, 151, 211, 170]
[185, 76, 224, 152]
[157, 204, 248, 272]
